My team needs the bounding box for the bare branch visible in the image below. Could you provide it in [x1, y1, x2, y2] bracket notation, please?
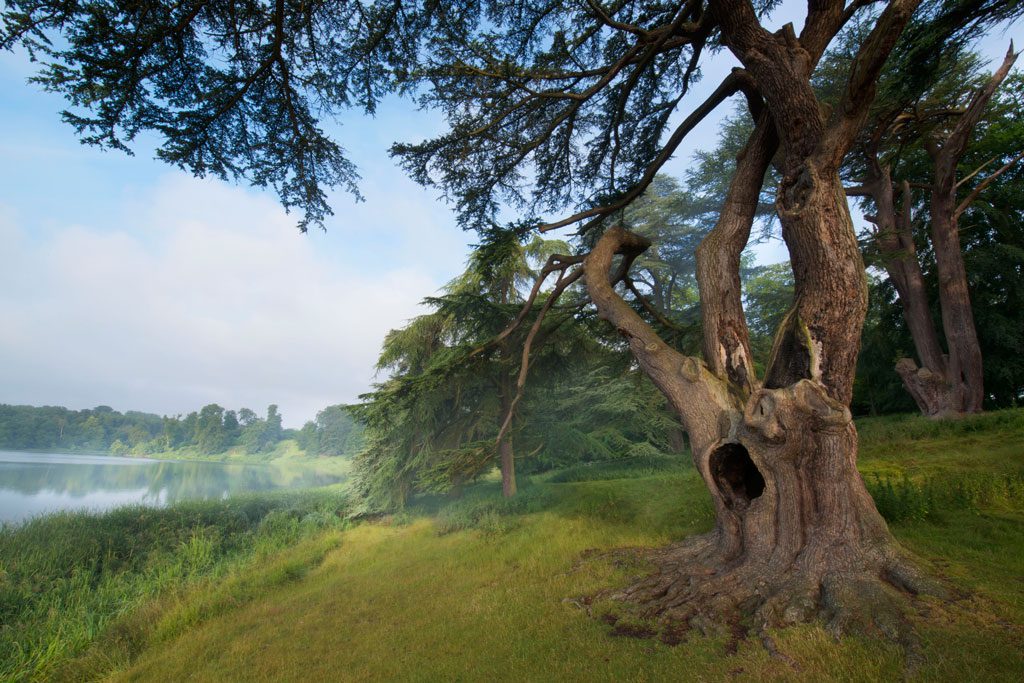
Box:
[956, 155, 999, 189]
[585, 0, 648, 37]
[468, 253, 585, 359]
[954, 149, 1024, 218]
[623, 278, 687, 332]
[936, 43, 1019, 172]
[844, 184, 874, 197]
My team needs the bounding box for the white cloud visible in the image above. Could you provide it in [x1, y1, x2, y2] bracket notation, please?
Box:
[0, 173, 468, 426]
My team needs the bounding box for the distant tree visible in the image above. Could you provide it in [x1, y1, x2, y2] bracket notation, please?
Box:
[223, 410, 241, 442]
[829, 31, 1022, 415]
[265, 405, 283, 441]
[240, 405, 284, 454]
[195, 404, 230, 453]
[314, 405, 363, 456]
[296, 420, 319, 454]
[79, 415, 105, 451]
[356, 237, 564, 502]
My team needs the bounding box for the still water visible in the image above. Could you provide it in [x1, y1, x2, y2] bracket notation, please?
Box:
[0, 451, 345, 524]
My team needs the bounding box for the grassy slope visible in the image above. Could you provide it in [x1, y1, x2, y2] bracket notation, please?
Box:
[60, 412, 1024, 680]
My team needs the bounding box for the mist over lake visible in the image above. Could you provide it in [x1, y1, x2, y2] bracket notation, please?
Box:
[0, 451, 345, 524]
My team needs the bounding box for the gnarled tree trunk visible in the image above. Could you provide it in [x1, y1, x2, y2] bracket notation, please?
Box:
[586, 227, 933, 640]
[576, 0, 938, 642]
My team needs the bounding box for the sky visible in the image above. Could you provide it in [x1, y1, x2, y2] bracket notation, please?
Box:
[0, 4, 1020, 427]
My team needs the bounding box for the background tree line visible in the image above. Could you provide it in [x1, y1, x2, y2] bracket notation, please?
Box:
[0, 402, 364, 458]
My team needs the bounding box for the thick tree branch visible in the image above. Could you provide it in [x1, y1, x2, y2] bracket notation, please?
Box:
[585, 225, 738, 453]
[820, 0, 923, 169]
[696, 114, 777, 396]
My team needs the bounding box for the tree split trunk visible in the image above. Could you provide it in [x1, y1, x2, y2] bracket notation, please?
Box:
[865, 155, 981, 418]
[572, 0, 939, 645]
[858, 167, 968, 418]
[584, 226, 938, 644]
[511, 24, 964, 635]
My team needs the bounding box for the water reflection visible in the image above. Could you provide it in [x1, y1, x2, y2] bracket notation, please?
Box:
[0, 451, 345, 524]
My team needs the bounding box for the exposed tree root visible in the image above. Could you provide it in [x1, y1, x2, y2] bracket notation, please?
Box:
[572, 535, 950, 672]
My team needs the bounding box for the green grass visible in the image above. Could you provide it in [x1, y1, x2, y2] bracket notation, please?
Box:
[4, 409, 1024, 681]
[857, 408, 1024, 478]
[0, 488, 349, 682]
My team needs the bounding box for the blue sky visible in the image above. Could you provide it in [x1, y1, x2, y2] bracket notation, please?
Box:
[0, 4, 1020, 426]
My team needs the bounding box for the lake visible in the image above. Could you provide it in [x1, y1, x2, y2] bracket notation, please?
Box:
[0, 450, 346, 524]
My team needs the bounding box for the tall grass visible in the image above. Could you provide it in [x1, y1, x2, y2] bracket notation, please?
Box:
[0, 488, 349, 681]
[866, 471, 1024, 523]
[857, 408, 1024, 446]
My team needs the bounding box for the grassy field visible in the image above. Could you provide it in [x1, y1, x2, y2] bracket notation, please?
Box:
[4, 410, 1024, 681]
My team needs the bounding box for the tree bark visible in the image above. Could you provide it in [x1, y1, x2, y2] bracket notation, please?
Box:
[927, 182, 985, 413]
[922, 47, 1018, 413]
[696, 113, 776, 396]
[585, 227, 935, 640]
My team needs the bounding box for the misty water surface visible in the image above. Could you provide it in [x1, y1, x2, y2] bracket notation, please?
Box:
[0, 450, 345, 524]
